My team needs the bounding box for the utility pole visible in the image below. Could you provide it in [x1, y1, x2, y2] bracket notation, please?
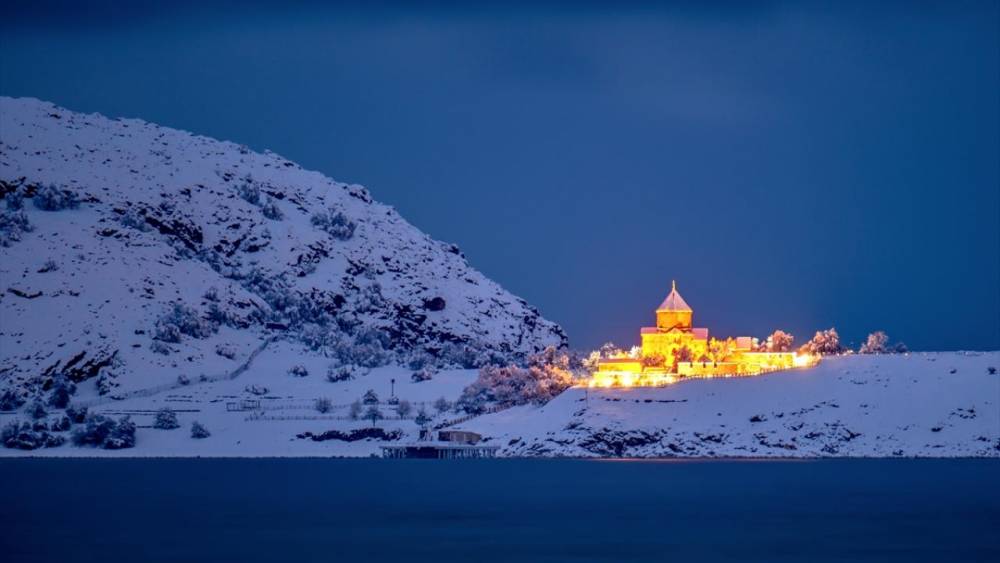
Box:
[390, 378, 395, 398]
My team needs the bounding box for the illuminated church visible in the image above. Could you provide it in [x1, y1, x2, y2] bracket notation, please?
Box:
[591, 281, 816, 387]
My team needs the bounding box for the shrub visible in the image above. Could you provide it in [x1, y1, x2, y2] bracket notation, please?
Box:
[51, 415, 72, 432]
[71, 414, 116, 446]
[215, 343, 237, 359]
[348, 400, 362, 420]
[362, 389, 379, 405]
[38, 259, 59, 273]
[153, 407, 180, 430]
[411, 367, 435, 383]
[859, 331, 889, 354]
[237, 178, 261, 205]
[150, 340, 172, 355]
[0, 208, 33, 247]
[33, 184, 80, 211]
[66, 405, 88, 424]
[104, 417, 136, 449]
[177, 374, 191, 385]
[190, 421, 211, 439]
[457, 347, 573, 414]
[27, 400, 47, 420]
[288, 365, 309, 377]
[396, 400, 412, 418]
[0, 389, 26, 411]
[799, 328, 845, 356]
[47, 377, 76, 409]
[310, 208, 356, 240]
[155, 303, 217, 342]
[120, 207, 152, 232]
[261, 197, 283, 220]
[315, 397, 333, 414]
[2, 421, 64, 450]
[893, 342, 909, 354]
[327, 364, 365, 383]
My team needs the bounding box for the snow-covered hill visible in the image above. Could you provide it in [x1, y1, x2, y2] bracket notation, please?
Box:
[0, 97, 566, 409]
[464, 352, 1000, 458]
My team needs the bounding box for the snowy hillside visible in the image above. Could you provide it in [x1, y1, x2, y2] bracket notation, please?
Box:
[464, 353, 1000, 458]
[0, 96, 566, 410]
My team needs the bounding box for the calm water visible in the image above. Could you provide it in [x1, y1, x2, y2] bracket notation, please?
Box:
[1, 458, 997, 562]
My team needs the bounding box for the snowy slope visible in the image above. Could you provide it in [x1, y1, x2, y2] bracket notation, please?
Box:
[0, 97, 566, 407]
[463, 353, 1000, 458]
[1, 352, 995, 458]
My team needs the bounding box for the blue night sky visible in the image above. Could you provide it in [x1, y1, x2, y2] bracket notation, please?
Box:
[2, 1, 997, 351]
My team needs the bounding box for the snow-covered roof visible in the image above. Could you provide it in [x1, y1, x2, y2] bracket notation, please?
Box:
[656, 280, 692, 312]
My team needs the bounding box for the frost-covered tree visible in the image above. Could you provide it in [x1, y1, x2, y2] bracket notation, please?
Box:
[363, 405, 382, 426]
[0, 208, 33, 247]
[859, 331, 889, 354]
[893, 342, 909, 354]
[640, 353, 666, 368]
[348, 400, 362, 420]
[47, 377, 76, 409]
[0, 390, 25, 411]
[153, 407, 180, 430]
[71, 414, 116, 447]
[800, 328, 846, 356]
[237, 177, 261, 205]
[104, 417, 136, 449]
[315, 397, 333, 414]
[396, 400, 412, 418]
[190, 421, 211, 439]
[155, 303, 217, 342]
[362, 389, 379, 405]
[33, 184, 80, 211]
[27, 400, 47, 420]
[767, 330, 795, 352]
[457, 347, 574, 414]
[433, 397, 451, 413]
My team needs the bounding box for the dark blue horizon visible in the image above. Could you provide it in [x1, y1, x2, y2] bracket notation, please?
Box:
[2, 1, 997, 351]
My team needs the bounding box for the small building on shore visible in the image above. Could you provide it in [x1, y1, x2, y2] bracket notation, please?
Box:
[381, 429, 500, 459]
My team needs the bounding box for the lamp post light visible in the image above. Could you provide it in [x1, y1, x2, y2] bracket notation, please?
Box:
[390, 378, 395, 398]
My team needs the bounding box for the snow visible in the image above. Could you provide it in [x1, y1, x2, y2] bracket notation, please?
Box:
[461, 352, 1000, 458]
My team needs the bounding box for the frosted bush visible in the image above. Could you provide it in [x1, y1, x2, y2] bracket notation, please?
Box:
[327, 364, 366, 383]
[0, 208, 33, 247]
[261, 197, 283, 220]
[310, 208, 356, 240]
[27, 400, 47, 420]
[3, 421, 66, 450]
[859, 331, 889, 354]
[396, 400, 412, 417]
[119, 207, 152, 232]
[104, 417, 136, 449]
[190, 421, 211, 439]
[457, 347, 573, 414]
[237, 178, 261, 205]
[153, 407, 180, 430]
[411, 367, 435, 383]
[47, 377, 76, 409]
[5, 188, 24, 210]
[150, 340, 172, 355]
[33, 184, 80, 211]
[414, 410, 432, 426]
[314, 398, 333, 414]
[288, 365, 309, 377]
[155, 303, 217, 342]
[215, 343, 237, 359]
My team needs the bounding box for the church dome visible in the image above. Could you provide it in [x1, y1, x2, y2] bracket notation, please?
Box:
[656, 280, 692, 312]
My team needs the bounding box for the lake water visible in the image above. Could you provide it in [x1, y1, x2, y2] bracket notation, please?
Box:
[1, 458, 997, 562]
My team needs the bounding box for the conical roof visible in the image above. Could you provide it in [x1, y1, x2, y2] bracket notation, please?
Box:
[656, 280, 692, 312]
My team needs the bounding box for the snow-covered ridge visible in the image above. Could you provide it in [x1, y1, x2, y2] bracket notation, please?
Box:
[0, 96, 566, 404]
